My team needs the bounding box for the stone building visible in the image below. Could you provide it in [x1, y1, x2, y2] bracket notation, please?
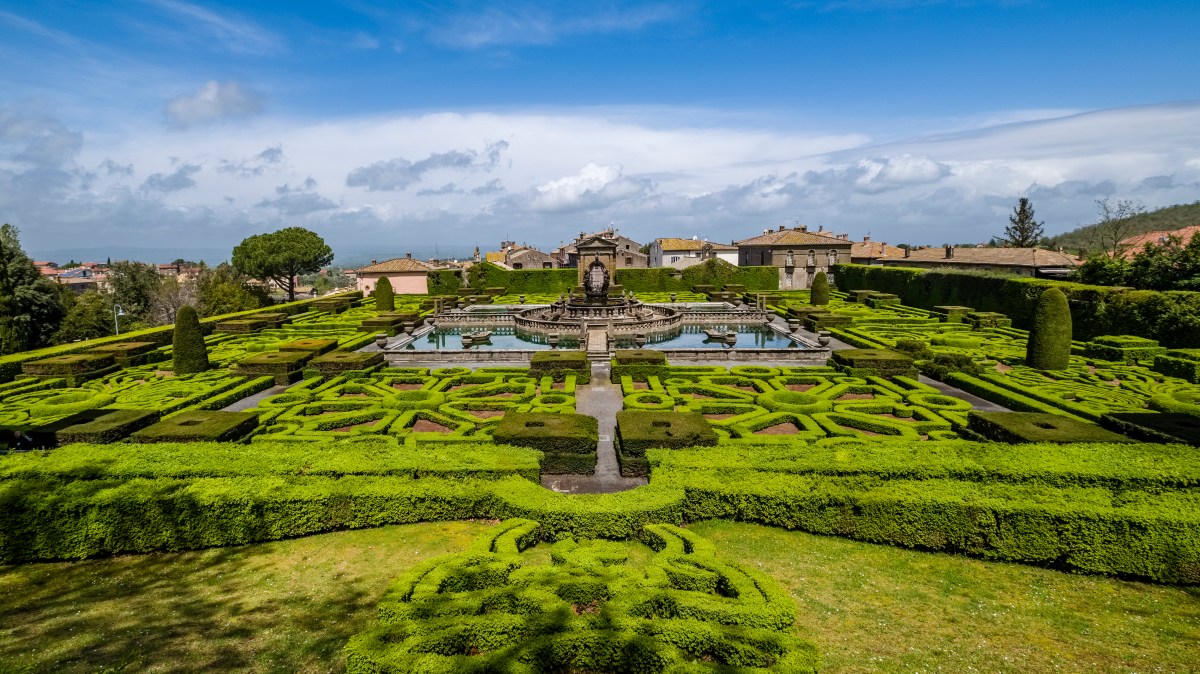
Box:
[734, 225, 853, 289]
[874, 246, 1081, 278]
[554, 228, 649, 269]
[649, 237, 738, 267]
[353, 254, 436, 294]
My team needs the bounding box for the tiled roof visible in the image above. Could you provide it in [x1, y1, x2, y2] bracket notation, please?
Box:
[735, 228, 850, 247]
[655, 237, 737, 252]
[891, 247, 1080, 268]
[356, 257, 436, 274]
[851, 241, 907, 258]
[1118, 225, 1200, 260]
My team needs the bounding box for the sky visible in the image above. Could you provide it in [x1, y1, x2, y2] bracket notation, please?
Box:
[1, 0, 1198, 264]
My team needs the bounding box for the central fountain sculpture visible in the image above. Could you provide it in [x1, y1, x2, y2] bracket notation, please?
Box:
[513, 256, 683, 339]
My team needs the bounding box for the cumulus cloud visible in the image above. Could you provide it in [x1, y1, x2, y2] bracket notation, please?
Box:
[471, 179, 505, 195]
[165, 81, 263, 129]
[141, 163, 201, 192]
[0, 105, 83, 167]
[801, 154, 952, 194]
[100, 159, 134, 176]
[526, 162, 654, 213]
[416, 183, 464, 196]
[345, 140, 508, 191]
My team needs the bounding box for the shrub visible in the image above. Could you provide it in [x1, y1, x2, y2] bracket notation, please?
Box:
[129, 410, 259, 443]
[277, 338, 338, 356]
[310, 351, 383, 375]
[1026, 288, 1071, 370]
[893, 339, 933, 359]
[1083, 335, 1167, 364]
[931, 306, 973, 323]
[611, 350, 669, 382]
[56, 408, 161, 444]
[21, 353, 116, 378]
[493, 412, 598, 475]
[966, 411, 1131, 443]
[1100, 412, 1200, 447]
[809, 271, 829, 306]
[803, 313, 852, 331]
[616, 411, 718, 457]
[86, 341, 159, 367]
[172, 305, 210, 374]
[1151, 349, 1200, 383]
[830, 349, 916, 378]
[235, 350, 313, 383]
[920, 352, 983, 380]
[374, 276, 394, 311]
[213, 318, 270, 333]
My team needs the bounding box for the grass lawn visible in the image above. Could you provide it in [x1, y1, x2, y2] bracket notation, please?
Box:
[0, 519, 1196, 673]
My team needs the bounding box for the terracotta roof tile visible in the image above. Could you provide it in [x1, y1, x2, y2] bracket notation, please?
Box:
[893, 247, 1080, 267]
[356, 257, 436, 274]
[851, 241, 907, 258]
[734, 229, 849, 247]
[655, 237, 736, 251]
[1117, 225, 1200, 259]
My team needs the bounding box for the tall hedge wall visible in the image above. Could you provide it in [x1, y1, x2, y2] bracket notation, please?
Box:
[460, 262, 577, 294]
[426, 269, 464, 295]
[615, 259, 778, 292]
[833, 263, 1200, 347]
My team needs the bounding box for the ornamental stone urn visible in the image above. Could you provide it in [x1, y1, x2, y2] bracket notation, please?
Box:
[519, 295, 526, 304]
[818, 331, 832, 347]
[375, 333, 388, 349]
[548, 332, 560, 350]
[635, 333, 647, 349]
[403, 323, 415, 335]
[669, 292, 677, 302]
[787, 319, 801, 333]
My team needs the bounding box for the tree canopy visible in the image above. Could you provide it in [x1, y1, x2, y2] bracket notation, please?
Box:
[1003, 197, 1044, 248]
[232, 227, 333, 301]
[0, 224, 66, 355]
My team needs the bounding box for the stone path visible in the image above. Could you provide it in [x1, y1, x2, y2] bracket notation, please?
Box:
[540, 359, 648, 494]
[917, 375, 1009, 412]
[221, 385, 289, 411]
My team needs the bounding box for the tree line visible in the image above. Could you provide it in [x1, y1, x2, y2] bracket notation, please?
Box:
[0, 225, 339, 355]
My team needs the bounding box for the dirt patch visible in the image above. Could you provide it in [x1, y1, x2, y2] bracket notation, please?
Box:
[573, 601, 602, 615]
[876, 413, 915, 422]
[837, 393, 874, 400]
[392, 383, 423, 390]
[633, 382, 649, 390]
[704, 413, 737, 420]
[785, 384, 814, 392]
[690, 394, 715, 400]
[412, 419, 453, 433]
[995, 363, 1012, 373]
[755, 422, 801, 435]
[489, 392, 517, 399]
[471, 410, 505, 419]
[852, 428, 881, 436]
[550, 382, 565, 390]
[340, 393, 367, 398]
[735, 385, 757, 392]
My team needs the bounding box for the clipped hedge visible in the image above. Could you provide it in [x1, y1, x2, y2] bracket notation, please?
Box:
[830, 349, 916, 378]
[834, 263, 1200, 347]
[172, 305, 210, 374]
[55, 408, 161, 444]
[615, 259, 778, 293]
[310, 351, 383, 375]
[611, 350, 670, 382]
[529, 351, 591, 383]
[1152, 349, 1200, 383]
[966, 411, 1131, 444]
[616, 411, 718, 457]
[129, 410, 259, 443]
[493, 412, 598, 455]
[1026, 288, 1071, 370]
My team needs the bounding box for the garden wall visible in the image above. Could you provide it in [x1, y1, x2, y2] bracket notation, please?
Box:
[833, 264, 1200, 347]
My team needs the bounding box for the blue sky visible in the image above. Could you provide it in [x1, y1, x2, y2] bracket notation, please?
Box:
[1, 1, 1198, 263]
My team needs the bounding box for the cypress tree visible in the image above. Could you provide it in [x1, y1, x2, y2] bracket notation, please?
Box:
[1026, 287, 1072, 370]
[172, 304, 210, 374]
[810, 271, 830, 306]
[375, 276, 395, 311]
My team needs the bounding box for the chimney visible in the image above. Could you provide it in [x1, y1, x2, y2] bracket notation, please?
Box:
[371, 259, 377, 265]
[945, 245, 954, 259]
[818, 225, 824, 232]
[406, 252, 412, 259]
[863, 234, 870, 242]
[904, 247, 911, 258]
[799, 225, 807, 232]
[778, 225, 785, 232]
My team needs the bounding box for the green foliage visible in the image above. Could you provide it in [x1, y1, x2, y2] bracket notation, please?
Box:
[196, 263, 267, 317]
[345, 521, 818, 673]
[427, 269, 463, 295]
[1049, 199, 1200, 255]
[1126, 232, 1200, 291]
[22, 353, 116, 377]
[616, 411, 718, 456]
[831, 349, 917, 378]
[129, 410, 260, 443]
[1152, 349, 1200, 383]
[966, 411, 1132, 443]
[1083, 335, 1167, 364]
[232, 227, 334, 301]
[310, 351, 383, 375]
[52, 291, 113, 344]
[1002, 197, 1045, 247]
[106, 260, 162, 326]
[494, 413, 598, 475]
[810, 270, 830, 305]
[373, 276, 394, 311]
[833, 262, 1200, 347]
[1026, 288, 1072, 370]
[0, 224, 66, 355]
[615, 259, 778, 292]
[1100, 412, 1200, 447]
[172, 305, 210, 374]
[1074, 254, 1131, 286]
[56, 408, 161, 444]
[465, 261, 576, 294]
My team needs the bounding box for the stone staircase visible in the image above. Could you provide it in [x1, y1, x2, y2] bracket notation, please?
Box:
[585, 328, 611, 362]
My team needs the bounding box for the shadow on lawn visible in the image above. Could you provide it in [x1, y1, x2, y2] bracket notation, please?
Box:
[0, 541, 378, 674]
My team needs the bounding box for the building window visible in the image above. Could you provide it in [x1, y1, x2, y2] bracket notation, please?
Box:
[513, 263, 523, 270]
[542, 262, 552, 269]
[785, 250, 795, 267]
[807, 250, 816, 266]
[625, 256, 633, 265]
[670, 255, 680, 263]
[827, 250, 838, 266]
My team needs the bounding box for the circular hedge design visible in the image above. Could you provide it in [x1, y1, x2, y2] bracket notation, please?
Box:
[755, 389, 834, 415]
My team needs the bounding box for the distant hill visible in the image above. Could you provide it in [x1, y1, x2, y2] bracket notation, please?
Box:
[1048, 200, 1200, 253]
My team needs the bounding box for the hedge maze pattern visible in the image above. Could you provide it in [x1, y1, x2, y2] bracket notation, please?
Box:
[249, 367, 581, 444]
[618, 365, 967, 443]
[345, 519, 819, 673]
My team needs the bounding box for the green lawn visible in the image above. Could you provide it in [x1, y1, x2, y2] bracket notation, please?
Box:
[0, 520, 1196, 673]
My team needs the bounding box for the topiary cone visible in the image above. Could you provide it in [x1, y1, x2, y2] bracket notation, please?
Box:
[1026, 287, 1072, 370]
[173, 304, 210, 374]
[810, 271, 830, 306]
[374, 276, 395, 312]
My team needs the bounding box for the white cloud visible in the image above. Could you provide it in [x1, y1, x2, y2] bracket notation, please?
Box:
[9, 101, 1200, 259]
[143, 0, 282, 55]
[165, 81, 263, 129]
